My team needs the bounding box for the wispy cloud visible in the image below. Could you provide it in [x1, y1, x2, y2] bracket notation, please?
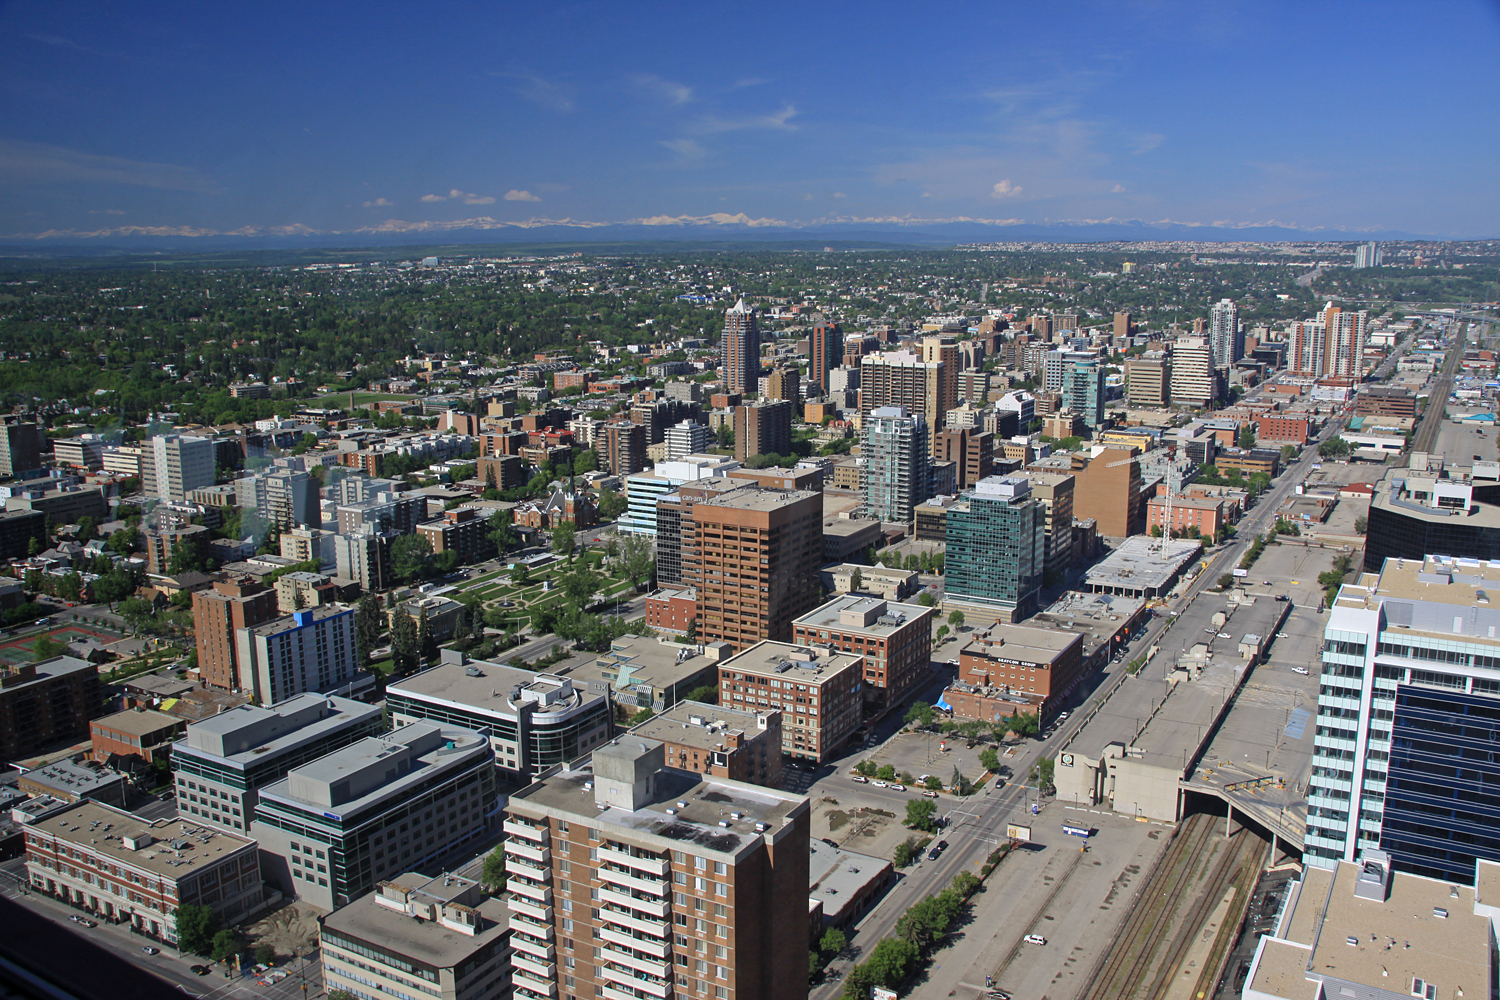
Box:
[0, 140, 213, 192]
[504, 189, 541, 202]
[1133, 133, 1164, 154]
[631, 73, 693, 105]
[692, 104, 798, 134]
[421, 189, 494, 205]
[1111, 183, 1128, 193]
[28, 33, 87, 52]
[992, 179, 1024, 198]
[510, 73, 575, 113]
[661, 138, 706, 162]
[88, 208, 126, 215]
[363, 197, 395, 208]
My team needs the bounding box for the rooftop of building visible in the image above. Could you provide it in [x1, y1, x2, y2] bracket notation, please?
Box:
[1082, 537, 1203, 592]
[551, 635, 718, 694]
[627, 700, 776, 753]
[21, 759, 123, 795]
[321, 871, 509, 967]
[30, 799, 256, 877]
[180, 693, 380, 763]
[696, 485, 820, 512]
[720, 641, 864, 683]
[239, 603, 352, 638]
[91, 708, 182, 737]
[1033, 592, 1147, 641]
[808, 838, 891, 919]
[387, 654, 608, 718]
[0, 654, 95, 692]
[821, 563, 917, 582]
[793, 595, 933, 637]
[1248, 856, 1490, 1000]
[509, 747, 807, 861]
[961, 621, 1080, 666]
[259, 722, 489, 818]
[821, 514, 882, 538]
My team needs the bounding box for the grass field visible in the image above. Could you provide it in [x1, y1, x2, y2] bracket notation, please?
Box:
[0, 624, 119, 664]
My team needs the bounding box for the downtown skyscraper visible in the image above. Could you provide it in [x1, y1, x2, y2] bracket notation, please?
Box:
[807, 318, 842, 393]
[721, 298, 761, 396]
[1208, 298, 1241, 367]
[861, 406, 932, 524]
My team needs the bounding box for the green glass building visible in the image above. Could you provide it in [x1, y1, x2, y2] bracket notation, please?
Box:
[945, 476, 1046, 622]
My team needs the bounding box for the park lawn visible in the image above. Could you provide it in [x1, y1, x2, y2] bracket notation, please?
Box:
[367, 656, 395, 675]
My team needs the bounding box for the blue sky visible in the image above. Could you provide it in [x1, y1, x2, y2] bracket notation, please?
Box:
[2, 0, 1498, 240]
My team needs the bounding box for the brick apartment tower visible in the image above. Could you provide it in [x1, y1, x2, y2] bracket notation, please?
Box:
[732, 399, 791, 463]
[502, 740, 810, 1000]
[683, 485, 823, 652]
[721, 298, 761, 396]
[934, 426, 995, 490]
[602, 420, 648, 477]
[807, 319, 842, 393]
[193, 577, 279, 691]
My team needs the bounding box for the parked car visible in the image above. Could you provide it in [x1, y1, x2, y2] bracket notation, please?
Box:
[889, 784, 906, 792]
[872, 780, 888, 788]
[922, 790, 939, 798]
[1292, 667, 1310, 675]
[141, 946, 160, 956]
[70, 915, 95, 927]
[1023, 934, 1047, 946]
[850, 775, 868, 783]
[927, 839, 948, 860]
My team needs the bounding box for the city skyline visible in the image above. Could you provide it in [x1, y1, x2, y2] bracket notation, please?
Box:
[3, 2, 1500, 243]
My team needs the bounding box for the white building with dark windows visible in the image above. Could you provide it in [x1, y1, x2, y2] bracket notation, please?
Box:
[234, 606, 373, 705]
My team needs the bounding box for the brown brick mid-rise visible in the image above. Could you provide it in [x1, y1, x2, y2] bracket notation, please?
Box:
[627, 699, 784, 787]
[192, 577, 279, 691]
[719, 641, 863, 762]
[0, 656, 102, 761]
[793, 595, 934, 714]
[935, 427, 994, 490]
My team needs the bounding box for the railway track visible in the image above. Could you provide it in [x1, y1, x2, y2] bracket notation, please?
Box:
[1078, 814, 1266, 1000]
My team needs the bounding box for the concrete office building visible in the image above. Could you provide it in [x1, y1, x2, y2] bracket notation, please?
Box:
[149, 434, 215, 501]
[235, 605, 367, 705]
[934, 426, 994, 492]
[732, 399, 791, 463]
[719, 641, 864, 762]
[0, 656, 103, 762]
[172, 693, 384, 834]
[1309, 555, 1500, 884]
[320, 872, 513, 1000]
[25, 801, 265, 944]
[1019, 470, 1077, 580]
[501, 739, 811, 1000]
[1168, 338, 1217, 407]
[256, 469, 320, 530]
[618, 455, 741, 537]
[944, 476, 1047, 624]
[1124, 355, 1171, 408]
[336, 490, 427, 536]
[721, 298, 762, 396]
[1208, 298, 1241, 367]
[808, 319, 843, 392]
[1361, 466, 1500, 572]
[385, 654, 614, 779]
[333, 524, 398, 593]
[253, 722, 497, 912]
[792, 595, 934, 713]
[627, 699, 784, 787]
[860, 406, 931, 524]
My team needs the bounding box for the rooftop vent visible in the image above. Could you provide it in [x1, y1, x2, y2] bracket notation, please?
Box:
[1434, 907, 1449, 919]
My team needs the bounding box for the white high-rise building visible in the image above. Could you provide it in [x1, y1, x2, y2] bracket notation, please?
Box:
[150, 434, 215, 501]
[1354, 241, 1382, 268]
[861, 406, 932, 524]
[664, 419, 712, 459]
[1168, 338, 1217, 407]
[1208, 298, 1241, 367]
[234, 605, 370, 704]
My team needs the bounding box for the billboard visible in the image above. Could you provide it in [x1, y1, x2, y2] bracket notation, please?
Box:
[1006, 824, 1032, 842]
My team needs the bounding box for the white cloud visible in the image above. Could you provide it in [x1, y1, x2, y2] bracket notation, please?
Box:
[832, 192, 847, 199]
[631, 73, 694, 105]
[803, 193, 814, 201]
[1110, 184, 1127, 193]
[463, 194, 495, 205]
[1133, 133, 1164, 154]
[0, 139, 212, 192]
[991, 179, 1024, 199]
[363, 197, 395, 207]
[504, 189, 541, 202]
[920, 191, 933, 198]
[420, 193, 447, 202]
[692, 104, 798, 134]
[512, 73, 575, 112]
[661, 138, 706, 161]
[422, 190, 494, 204]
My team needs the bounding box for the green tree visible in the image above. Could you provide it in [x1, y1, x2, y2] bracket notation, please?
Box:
[948, 609, 964, 630]
[1032, 756, 1056, 792]
[849, 567, 862, 593]
[510, 563, 530, 585]
[254, 942, 277, 966]
[210, 929, 239, 963]
[619, 532, 655, 590]
[936, 625, 949, 642]
[1218, 573, 1235, 590]
[481, 844, 507, 890]
[355, 593, 384, 664]
[1318, 436, 1351, 459]
[487, 512, 516, 555]
[391, 610, 420, 674]
[905, 702, 935, 729]
[683, 683, 717, 704]
[924, 775, 943, 791]
[904, 797, 938, 832]
[918, 591, 935, 607]
[391, 534, 434, 583]
[176, 903, 221, 955]
[819, 927, 847, 957]
[416, 612, 437, 661]
[876, 764, 896, 782]
[632, 706, 655, 725]
[561, 561, 603, 608]
[1238, 426, 1256, 449]
[32, 636, 68, 661]
[598, 489, 628, 521]
[893, 837, 920, 868]
[551, 521, 576, 562]
[1354, 514, 1368, 534]
[979, 747, 1000, 772]
[1281, 444, 1297, 463]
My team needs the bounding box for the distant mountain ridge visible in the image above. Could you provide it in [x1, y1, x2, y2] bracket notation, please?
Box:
[0, 217, 1448, 257]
